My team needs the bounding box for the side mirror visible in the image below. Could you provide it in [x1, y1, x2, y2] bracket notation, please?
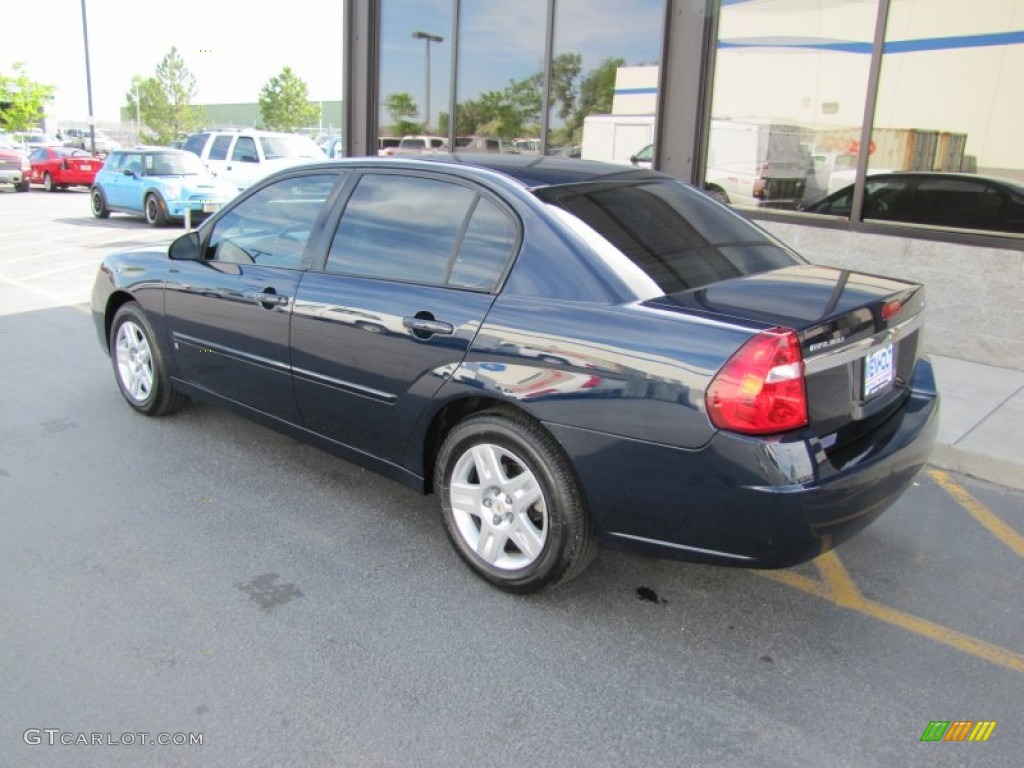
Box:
[169, 231, 201, 261]
[629, 155, 638, 165]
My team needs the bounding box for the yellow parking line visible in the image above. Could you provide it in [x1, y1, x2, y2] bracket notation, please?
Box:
[0, 273, 91, 315]
[928, 469, 1024, 559]
[756, 549, 1024, 675]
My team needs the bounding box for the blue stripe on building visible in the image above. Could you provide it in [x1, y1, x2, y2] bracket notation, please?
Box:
[717, 30, 1024, 55]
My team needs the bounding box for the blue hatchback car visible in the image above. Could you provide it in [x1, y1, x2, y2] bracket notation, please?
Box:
[90, 148, 239, 226]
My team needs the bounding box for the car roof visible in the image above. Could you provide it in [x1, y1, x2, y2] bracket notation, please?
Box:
[409, 153, 670, 188]
[865, 171, 1024, 191]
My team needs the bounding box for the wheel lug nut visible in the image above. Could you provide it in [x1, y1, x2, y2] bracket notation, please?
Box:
[483, 498, 492, 508]
[492, 515, 502, 526]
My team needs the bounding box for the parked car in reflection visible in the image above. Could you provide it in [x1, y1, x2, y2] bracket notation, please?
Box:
[801, 172, 1024, 234]
[62, 128, 119, 156]
[90, 147, 240, 226]
[629, 143, 732, 204]
[394, 135, 448, 155]
[25, 146, 103, 191]
[454, 136, 519, 154]
[91, 155, 938, 592]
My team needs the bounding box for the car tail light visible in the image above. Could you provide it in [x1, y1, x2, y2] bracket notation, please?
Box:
[881, 299, 902, 320]
[752, 178, 766, 199]
[706, 328, 808, 435]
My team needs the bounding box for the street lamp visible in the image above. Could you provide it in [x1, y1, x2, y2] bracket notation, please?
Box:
[80, 0, 96, 154]
[411, 31, 443, 132]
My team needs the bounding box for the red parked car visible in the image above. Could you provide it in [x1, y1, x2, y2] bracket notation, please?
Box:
[26, 146, 102, 191]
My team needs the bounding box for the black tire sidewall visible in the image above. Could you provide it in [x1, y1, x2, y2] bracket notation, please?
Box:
[436, 414, 581, 592]
[109, 304, 163, 414]
[91, 188, 108, 217]
[145, 194, 164, 226]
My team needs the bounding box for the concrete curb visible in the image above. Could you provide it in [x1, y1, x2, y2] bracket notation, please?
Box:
[929, 445, 1024, 492]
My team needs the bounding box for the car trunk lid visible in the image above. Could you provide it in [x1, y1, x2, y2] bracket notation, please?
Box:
[645, 264, 925, 445]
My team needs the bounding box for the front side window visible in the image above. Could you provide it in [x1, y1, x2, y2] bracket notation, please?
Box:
[326, 174, 512, 290]
[204, 174, 340, 269]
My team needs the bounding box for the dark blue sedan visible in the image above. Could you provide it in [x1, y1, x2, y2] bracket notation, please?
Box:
[91, 155, 938, 592]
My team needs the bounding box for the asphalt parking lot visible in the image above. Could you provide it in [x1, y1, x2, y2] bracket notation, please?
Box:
[1, 188, 1022, 767]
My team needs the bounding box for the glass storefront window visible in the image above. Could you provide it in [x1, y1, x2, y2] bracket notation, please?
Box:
[709, 0, 877, 211]
[379, 1, 453, 148]
[548, 0, 663, 162]
[869, 0, 1024, 234]
[451, 0, 548, 151]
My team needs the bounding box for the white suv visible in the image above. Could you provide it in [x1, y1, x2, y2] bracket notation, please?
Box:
[183, 130, 325, 190]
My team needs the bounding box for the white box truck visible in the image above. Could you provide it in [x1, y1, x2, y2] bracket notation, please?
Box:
[580, 115, 655, 166]
[705, 119, 810, 208]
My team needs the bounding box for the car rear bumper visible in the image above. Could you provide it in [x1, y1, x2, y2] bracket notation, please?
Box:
[547, 357, 939, 568]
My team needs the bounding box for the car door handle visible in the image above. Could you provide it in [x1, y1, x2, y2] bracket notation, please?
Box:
[403, 316, 454, 336]
[254, 291, 289, 307]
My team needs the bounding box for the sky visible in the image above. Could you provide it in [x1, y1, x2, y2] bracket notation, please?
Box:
[3, 0, 664, 130]
[2, 0, 345, 125]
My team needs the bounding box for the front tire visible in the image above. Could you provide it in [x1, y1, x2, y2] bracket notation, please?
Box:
[15, 179, 29, 193]
[91, 187, 110, 218]
[109, 302, 186, 416]
[435, 411, 595, 593]
[145, 193, 168, 227]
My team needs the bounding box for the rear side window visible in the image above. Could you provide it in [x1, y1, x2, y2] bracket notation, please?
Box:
[232, 136, 258, 162]
[535, 180, 799, 294]
[326, 174, 516, 290]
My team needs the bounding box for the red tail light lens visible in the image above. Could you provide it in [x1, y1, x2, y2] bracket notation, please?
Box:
[706, 328, 808, 435]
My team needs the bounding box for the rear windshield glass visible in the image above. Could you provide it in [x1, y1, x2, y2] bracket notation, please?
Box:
[534, 180, 801, 294]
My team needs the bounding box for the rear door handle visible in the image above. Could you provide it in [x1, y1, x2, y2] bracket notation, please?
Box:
[254, 291, 289, 307]
[403, 316, 454, 336]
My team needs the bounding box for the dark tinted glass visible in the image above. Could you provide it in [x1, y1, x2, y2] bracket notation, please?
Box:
[209, 135, 233, 161]
[205, 174, 339, 269]
[326, 174, 476, 285]
[535, 179, 800, 293]
[449, 198, 518, 290]
[183, 133, 210, 157]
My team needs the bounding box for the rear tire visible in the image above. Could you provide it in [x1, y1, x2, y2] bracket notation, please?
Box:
[109, 302, 186, 416]
[435, 410, 595, 592]
[44, 172, 57, 192]
[91, 187, 110, 218]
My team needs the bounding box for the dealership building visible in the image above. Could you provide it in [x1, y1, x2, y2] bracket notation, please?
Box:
[341, 0, 1024, 370]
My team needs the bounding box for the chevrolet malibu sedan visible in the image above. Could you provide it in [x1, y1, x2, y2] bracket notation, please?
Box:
[91, 156, 939, 592]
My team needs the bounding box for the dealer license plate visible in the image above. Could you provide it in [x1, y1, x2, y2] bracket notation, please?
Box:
[82, 164, 92, 171]
[864, 344, 894, 398]
[202, 203, 220, 213]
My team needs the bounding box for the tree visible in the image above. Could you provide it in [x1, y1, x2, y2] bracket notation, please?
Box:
[0, 62, 55, 133]
[259, 66, 320, 132]
[126, 47, 204, 145]
[384, 92, 422, 136]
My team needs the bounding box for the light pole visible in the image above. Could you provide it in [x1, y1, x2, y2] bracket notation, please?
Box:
[80, 0, 96, 154]
[411, 31, 443, 133]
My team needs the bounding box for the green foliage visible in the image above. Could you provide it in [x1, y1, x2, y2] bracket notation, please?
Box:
[384, 92, 423, 136]
[126, 47, 204, 145]
[0, 62, 55, 133]
[444, 52, 619, 143]
[259, 66, 320, 132]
